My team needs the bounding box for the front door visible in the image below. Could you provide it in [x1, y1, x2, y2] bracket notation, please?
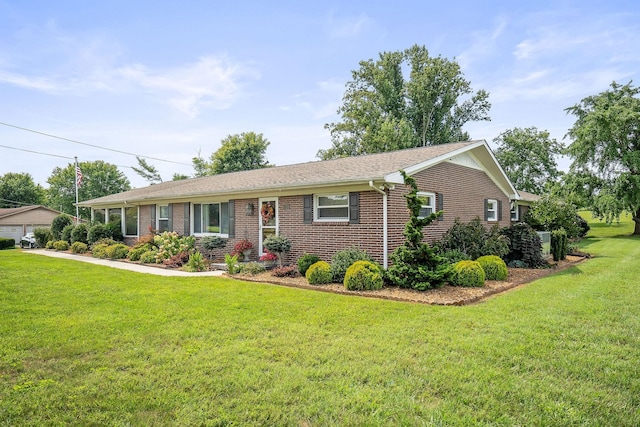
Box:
[259, 198, 278, 255]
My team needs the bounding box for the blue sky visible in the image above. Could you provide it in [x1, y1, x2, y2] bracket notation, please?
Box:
[1, 1, 638, 188]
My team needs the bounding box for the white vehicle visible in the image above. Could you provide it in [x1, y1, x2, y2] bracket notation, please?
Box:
[20, 232, 37, 249]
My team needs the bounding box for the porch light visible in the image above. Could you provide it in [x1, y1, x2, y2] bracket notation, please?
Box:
[246, 203, 254, 216]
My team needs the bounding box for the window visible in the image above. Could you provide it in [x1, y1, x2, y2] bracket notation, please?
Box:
[108, 208, 121, 224]
[93, 208, 105, 223]
[194, 202, 229, 235]
[158, 205, 169, 232]
[315, 194, 349, 221]
[510, 202, 519, 221]
[124, 206, 138, 236]
[486, 199, 498, 221]
[417, 192, 436, 218]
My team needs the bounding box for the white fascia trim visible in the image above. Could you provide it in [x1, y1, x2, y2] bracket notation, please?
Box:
[384, 140, 487, 184]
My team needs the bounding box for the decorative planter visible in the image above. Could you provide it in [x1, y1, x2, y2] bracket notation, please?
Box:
[242, 249, 252, 262]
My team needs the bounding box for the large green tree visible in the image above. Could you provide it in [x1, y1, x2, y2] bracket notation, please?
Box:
[47, 161, 131, 220]
[565, 81, 640, 235]
[193, 132, 271, 176]
[493, 127, 563, 194]
[0, 172, 46, 208]
[319, 44, 490, 159]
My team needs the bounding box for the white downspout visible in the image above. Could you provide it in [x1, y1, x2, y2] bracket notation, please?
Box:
[369, 181, 388, 269]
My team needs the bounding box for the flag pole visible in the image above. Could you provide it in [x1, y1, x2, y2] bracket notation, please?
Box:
[74, 156, 80, 224]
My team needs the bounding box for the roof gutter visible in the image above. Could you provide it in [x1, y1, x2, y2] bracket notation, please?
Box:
[369, 181, 388, 269]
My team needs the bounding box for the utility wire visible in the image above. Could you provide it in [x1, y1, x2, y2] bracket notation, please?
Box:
[0, 143, 134, 170]
[0, 121, 192, 166]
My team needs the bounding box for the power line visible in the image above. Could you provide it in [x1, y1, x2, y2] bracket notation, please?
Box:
[0, 121, 192, 166]
[0, 143, 134, 170]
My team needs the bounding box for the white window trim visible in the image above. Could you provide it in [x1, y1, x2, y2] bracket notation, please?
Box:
[510, 201, 519, 221]
[314, 193, 349, 222]
[417, 191, 436, 219]
[157, 204, 169, 232]
[191, 202, 230, 237]
[487, 199, 498, 222]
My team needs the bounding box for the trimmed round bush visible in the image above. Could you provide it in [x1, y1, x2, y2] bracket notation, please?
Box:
[139, 250, 159, 264]
[92, 243, 110, 259]
[71, 223, 89, 244]
[61, 224, 74, 243]
[451, 260, 485, 287]
[51, 214, 73, 240]
[128, 243, 152, 261]
[306, 261, 333, 285]
[297, 253, 320, 276]
[344, 260, 383, 291]
[105, 243, 129, 260]
[330, 246, 374, 282]
[33, 227, 53, 248]
[476, 255, 508, 281]
[45, 240, 54, 249]
[88, 224, 111, 245]
[52, 240, 70, 251]
[70, 241, 88, 254]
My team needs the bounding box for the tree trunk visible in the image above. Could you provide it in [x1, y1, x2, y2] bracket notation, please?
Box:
[634, 208, 640, 235]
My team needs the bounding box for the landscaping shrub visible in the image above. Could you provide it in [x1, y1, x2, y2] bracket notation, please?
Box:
[501, 223, 547, 268]
[263, 235, 292, 266]
[61, 224, 74, 243]
[33, 227, 53, 248]
[272, 265, 299, 278]
[92, 243, 110, 259]
[106, 221, 123, 241]
[154, 231, 195, 263]
[45, 241, 54, 249]
[184, 252, 208, 272]
[451, 260, 485, 287]
[51, 214, 73, 240]
[128, 243, 152, 262]
[239, 262, 266, 275]
[52, 240, 70, 251]
[70, 242, 88, 254]
[162, 251, 190, 268]
[70, 223, 89, 244]
[476, 255, 508, 281]
[306, 261, 333, 285]
[386, 172, 451, 290]
[0, 238, 15, 250]
[330, 246, 373, 282]
[551, 229, 568, 261]
[344, 260, 384, 291]
[523, 195, 585, 239]
[436, 217, 510, 259]
[87, 224, 111, 245]
[105, 243, 129, 260]
[200, 235, 227, 250]
[297, 253, 320, 276]
[439, 249, 471, 265]
[139, 250, 159, 264]
[225, 254, 239, 274]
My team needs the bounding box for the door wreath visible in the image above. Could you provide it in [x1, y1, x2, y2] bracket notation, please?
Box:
[261, 202, 275, 225]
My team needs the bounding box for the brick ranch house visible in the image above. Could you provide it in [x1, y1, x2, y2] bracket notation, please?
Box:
[78, 140, 534, 268]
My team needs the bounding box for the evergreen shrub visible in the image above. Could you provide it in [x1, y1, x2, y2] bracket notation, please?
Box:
[52, 240, 69, 251]
[330, 246, 373, 282]
[33, 227, 52, 248]
[551, 229, 568, 261]
[306, 261, 333, 285]
[70, 242, 88, 254]
[476, 255, 508, 280]
[61, 224, 74, 243]
[451, 260, 485, 287]
[297, 253, 320, 276]
[139, 250, 159, 264]
[501, 223, 547, 268]
[71, 223, 89, 244]
[344, 260, 384, 291]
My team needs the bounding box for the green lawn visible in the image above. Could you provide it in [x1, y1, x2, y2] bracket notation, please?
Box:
[1, 218, 639, 426]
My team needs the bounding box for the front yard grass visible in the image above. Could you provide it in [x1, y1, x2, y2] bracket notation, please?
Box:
[1, 218, 639, 426]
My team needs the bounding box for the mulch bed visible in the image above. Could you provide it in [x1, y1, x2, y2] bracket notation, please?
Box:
[232, 255, 588, 305]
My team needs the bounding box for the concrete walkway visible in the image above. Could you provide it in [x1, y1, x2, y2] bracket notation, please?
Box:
[24, 249, 225, 277]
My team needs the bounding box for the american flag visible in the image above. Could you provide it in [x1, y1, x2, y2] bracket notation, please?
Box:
[76, 165, 83, 188]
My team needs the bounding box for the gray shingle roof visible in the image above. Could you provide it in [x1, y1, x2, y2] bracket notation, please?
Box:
[79, 141, 479, 206]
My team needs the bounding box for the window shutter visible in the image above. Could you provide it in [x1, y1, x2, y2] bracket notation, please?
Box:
[150, 204, 156, 231]
[436, 192, 444, 221]
[349, 192, 360, 224]
[167, 204, 173, 231]
[228, 200, 235, 238]
[184, 204, 190, 234]
[498, 200, 503, 221]
[484, 199, 489, 221]
[303, 195, 313, 224]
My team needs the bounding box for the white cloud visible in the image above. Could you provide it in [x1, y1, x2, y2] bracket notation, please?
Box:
[326, 11, 371, 38]
[119, 56, 258, 118]
[457, 16, 507, 69]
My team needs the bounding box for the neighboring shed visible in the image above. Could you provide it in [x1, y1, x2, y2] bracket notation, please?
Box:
[0, 205, 64, 243]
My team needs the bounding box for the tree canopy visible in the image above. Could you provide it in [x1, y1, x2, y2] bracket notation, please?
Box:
[318, 44, 490, 160]
[47, 161, 130, 220]
[565, 81, 640, 235]
[493, 127, 563, 195]
[193, 132, 271, 176]
[0, 172, 46, 208]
